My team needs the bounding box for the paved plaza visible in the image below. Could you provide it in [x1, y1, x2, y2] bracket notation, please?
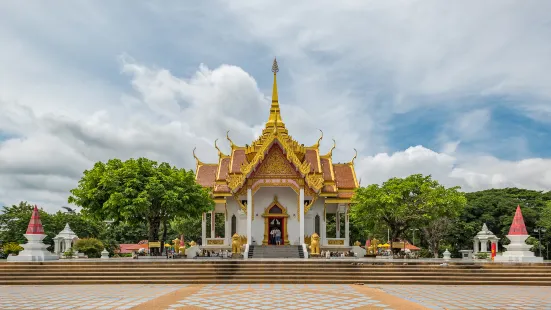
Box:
[1, 284, 551, 309]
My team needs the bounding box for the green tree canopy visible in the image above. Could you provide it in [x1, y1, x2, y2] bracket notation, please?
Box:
[169, 214, 202, 244]
[351, 174, 466, 252]
[68, 158, 214, 247]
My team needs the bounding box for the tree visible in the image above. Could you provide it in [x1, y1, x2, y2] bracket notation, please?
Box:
[68, 158, 214, 254]
[73, 238, 104, 258]
[169, 214, 202, 244]
[351, 174, 466, 252]
[422, 217, 452, 258]
[448, 188, 551, 255]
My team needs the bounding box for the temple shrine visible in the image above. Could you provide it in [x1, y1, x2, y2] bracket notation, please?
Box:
[194, 59, 359, 256]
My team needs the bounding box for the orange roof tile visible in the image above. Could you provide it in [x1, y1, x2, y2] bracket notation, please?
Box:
[320, 158, 334, 181]
[337, 191, 354, 198]
[231, 149, 247, 173]
[196, 164, 217, 187]
[304, 149, 320, 173]
[322, 185, 336, 193]
[217, 157, 230, 181]
[334, 164, 357, 189]
[214, 184, 230, 193]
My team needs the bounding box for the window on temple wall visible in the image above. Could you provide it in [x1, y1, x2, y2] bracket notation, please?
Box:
[241, 200, 247, 206]
[326, 213, 337, 238]
[339, 211, 345, 235]
[314, 214, 320, 235]
[269, 205, 283, 214]
[231, 215, 237, 236]
[215, 213, 225, 238]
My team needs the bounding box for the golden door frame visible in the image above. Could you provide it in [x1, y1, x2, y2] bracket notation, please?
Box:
[262, 196, 290, 245]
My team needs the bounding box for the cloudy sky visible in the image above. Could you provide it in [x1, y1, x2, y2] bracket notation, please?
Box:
[1, 1, 551, 212]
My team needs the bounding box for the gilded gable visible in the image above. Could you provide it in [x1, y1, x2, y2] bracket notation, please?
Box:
[250, 144, 301, 178]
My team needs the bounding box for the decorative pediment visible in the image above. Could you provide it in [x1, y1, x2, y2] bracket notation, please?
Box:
[250, 144, 301, 179]
[262, 195, 289, 218]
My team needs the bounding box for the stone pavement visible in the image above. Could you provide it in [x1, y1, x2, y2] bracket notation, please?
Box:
[372, 285, 551, 310]
[1, 284, 551, 309]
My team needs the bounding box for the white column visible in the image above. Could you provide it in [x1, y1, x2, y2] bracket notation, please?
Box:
[53, 239, 60, 254]
[480, 240, 488, 253]
[210, 211, 216, 238]
[322, 214, 327, 246]
[473, 239, 478, 253]
[225, 211, 231, 245]
[64, 239, 72, 252]
[345, 206, 350, 246]
[201, 213, 206, 246]
[247, 188, 252, 245]
[336, 210, 340, 238]
[299, 187, 305, 245]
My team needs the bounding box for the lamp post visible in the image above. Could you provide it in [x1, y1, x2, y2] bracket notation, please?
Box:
[410, 228, 419, 246]
[534, 227, 546, 257]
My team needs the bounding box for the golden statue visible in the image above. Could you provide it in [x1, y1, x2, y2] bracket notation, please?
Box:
[189, 240, 197, 247]
[354, 240, 361, 247]
[309, 233, 320, 255]
[232, 233, 242, 254]
[367, 238, 379, 255]
[304, 235, 311, 245]
[173, 238, 181, 253]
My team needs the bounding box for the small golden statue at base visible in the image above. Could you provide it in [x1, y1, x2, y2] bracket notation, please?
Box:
[232, 233, 242, 254]
[189, 240, 197, 247]
[354, 240, 361, 247]
[173, 238, 181, 253]
[309, 233, 320, 255]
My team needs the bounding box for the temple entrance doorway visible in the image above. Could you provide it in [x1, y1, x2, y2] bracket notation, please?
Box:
[268, 217, 284, 245]
[262, 196, 289, 245]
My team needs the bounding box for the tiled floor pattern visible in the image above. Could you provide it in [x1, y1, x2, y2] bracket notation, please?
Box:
[372, 285, 551, 310]
[0, 284, 188, 310]
[167, 284, 392, 309]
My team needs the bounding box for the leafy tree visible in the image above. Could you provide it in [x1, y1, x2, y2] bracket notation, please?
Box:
[169, 214, 202, 244]
[351, 174, 466, 252]
[448, 188, 551, 256]
[3, 242, 24, 255]
[68, 158, 214, 254]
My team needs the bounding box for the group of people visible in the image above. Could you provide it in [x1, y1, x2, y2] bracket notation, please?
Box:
[269, 227, 282, 245]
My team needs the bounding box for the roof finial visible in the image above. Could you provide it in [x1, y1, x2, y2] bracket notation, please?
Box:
[214, 139, 226, 157]
[325, 138, 336, 157]
[312, 129, 323, 148]
[226, 131, 236, 149]
[192, 147, 203, 166]
[350, 148, 358, 165]
[266, 57, 283, 128]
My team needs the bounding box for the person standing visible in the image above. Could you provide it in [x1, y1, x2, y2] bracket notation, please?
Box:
[275, 228, 282, 246]
[270, 227, 275, 245]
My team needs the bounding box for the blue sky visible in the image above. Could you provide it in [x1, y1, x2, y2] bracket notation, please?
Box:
[1, 1, 551, 212]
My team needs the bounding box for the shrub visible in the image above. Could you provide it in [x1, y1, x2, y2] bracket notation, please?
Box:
[63, 248, 75, 259]
[475, 252, 489, 259]
[3, 242, 24, 255]
[73, 238, 104, 258]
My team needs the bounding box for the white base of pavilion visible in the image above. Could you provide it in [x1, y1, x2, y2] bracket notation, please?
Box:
[7, 234, 59, 262]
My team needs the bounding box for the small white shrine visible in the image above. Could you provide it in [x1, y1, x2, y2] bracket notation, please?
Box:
[495, 205, 543, 262]
[473, 223, 499, 254]
[53, 223, 79, 256]
[8, 205, 59, 262]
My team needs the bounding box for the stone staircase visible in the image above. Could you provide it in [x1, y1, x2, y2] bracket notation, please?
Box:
[248, 245, 304, 259]
[1, 261, 551, 285]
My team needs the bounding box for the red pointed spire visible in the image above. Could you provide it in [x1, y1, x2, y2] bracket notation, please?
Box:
[508, 205, 528, 235]
[26, 205, 45, 235]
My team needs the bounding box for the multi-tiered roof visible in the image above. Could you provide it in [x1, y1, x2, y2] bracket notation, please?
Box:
[194, 58, 358, 204]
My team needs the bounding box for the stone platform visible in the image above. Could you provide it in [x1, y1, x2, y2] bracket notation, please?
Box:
[1, 259, 551, 286]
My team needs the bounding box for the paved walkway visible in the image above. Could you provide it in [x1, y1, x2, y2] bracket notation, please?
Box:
[1, 284, 551, 309]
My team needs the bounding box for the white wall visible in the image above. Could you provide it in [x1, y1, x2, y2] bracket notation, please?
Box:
[251, 187, 298, 245]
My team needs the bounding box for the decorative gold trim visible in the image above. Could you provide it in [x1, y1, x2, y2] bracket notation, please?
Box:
[207, 239, 224, 245]
[328, 239, 345, 245]
[226, 130, 237, 149]
[325, 198, 352, 204]
[213, 198, 227, 204]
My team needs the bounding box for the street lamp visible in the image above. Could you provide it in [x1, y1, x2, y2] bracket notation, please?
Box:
[534, 227, 547, 257]
[410, 228, 419, 246]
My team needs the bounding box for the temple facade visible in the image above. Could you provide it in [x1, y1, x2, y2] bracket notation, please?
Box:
[195, 59, 358, 251]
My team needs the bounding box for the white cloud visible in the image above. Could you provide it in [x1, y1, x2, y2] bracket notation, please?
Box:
[356, 146, 551, 192]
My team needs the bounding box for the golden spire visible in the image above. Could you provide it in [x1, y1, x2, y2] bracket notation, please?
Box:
[350, 148, 357, 165]
[324, 139, 336, 157]
[266, 57, 283, 128]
